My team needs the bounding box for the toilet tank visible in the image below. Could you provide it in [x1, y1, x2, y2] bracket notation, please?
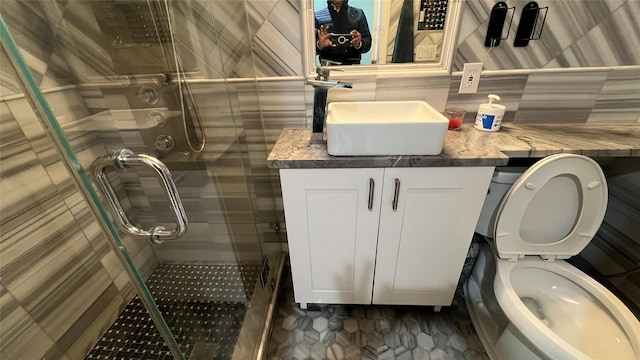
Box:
[475, 167, 527, 238]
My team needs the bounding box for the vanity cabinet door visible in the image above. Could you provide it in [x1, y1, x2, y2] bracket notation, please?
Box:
[280, 168, 384, 305]
[372, 167, 494, 306]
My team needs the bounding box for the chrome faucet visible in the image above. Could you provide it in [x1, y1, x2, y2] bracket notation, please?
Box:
[307, 61, 352, 144]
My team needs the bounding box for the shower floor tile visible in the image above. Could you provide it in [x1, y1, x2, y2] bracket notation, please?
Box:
[85, 264, 261, 360]
[266, 268, 488, 360]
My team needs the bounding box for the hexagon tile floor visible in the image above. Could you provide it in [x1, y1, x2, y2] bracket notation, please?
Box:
[266, 269, 488, 360]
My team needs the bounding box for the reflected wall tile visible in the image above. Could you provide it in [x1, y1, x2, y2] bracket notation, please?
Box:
[0, 102, 36, 176]
[253, 0, 303, 77]
[514, 71, 608, 124]
[209, 0, 255, 78]
[175, 39, 224, 80]
[1, 0, 56, 85]
[257, 80, 307, 130]
[246, 0, 279, 35]
[173, 0, 224, 78]
[77, 88, 108, 114]
[191, 82, 236, 127]
[234, 82, 262, 130]
[253, 22, 303, 77]
[588, 68, 640, 123]
[5, 98, 46, 139]
[0, 51, 21, 97]
[55, 1, 118, 80]
[384, 0, 402, 63]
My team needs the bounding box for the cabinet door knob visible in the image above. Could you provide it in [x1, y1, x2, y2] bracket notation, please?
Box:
[368, 178, 375, 210]
[392, 178, 401, 211]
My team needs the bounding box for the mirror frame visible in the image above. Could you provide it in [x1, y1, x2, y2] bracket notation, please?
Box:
[301, 0, 465, 78]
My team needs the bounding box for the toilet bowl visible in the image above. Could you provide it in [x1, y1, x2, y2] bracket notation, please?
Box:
[465, 154, 640, 360]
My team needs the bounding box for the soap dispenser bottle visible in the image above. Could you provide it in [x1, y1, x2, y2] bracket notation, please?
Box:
[474, 94, 506, 132]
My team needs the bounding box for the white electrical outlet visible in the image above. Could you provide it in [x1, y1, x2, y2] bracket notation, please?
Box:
[458, 63, 483, 94]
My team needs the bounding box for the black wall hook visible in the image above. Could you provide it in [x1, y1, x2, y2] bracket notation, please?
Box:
[485, 2, 515, 47]
[514, 1, 549, 47]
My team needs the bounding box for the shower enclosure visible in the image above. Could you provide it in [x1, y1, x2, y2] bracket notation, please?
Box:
[1, 0, 286, 359]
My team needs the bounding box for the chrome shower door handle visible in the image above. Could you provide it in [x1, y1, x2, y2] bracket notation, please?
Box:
[91, 149, 188, 244]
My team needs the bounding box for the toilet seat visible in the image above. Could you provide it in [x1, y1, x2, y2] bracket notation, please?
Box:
[493, 154, 608, 261]
[494, 258, 640, 359]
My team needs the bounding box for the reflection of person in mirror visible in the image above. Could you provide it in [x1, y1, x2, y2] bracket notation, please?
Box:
[315, 0, 372, 65]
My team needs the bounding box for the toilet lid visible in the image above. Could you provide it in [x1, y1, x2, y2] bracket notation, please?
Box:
[493, 154, 608, 261]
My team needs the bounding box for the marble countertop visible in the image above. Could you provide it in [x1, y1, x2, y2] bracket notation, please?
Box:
[267, 124, 640, 169]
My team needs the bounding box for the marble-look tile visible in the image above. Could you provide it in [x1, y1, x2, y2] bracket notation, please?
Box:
[258, 80, 308, 130]
[0, 0, 57, 86]
[0, 50, 21, 97]
[208, 0, 255, 78]
[267, 268, 489, 360]
[0, 284, 68, 360]
[172, 0, 225, 79]
[246, 0, 279, 35]
[514, 71, 608, 124]
[588, 68, 640, 124]
[384, 0, 403, 64]
[55, 1, 118, 81]
[253, 0, 303, 77]
[375, 75, 451, 111]
[453, 0, 637, 70]
[5, 98, 46, 139]
[52, 284, 124, 359]
[0, 102, 36, 175]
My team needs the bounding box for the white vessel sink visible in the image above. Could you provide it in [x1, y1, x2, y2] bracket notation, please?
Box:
[326, 101, 448, 156]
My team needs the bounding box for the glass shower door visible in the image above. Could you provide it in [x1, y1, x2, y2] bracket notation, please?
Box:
[0, 13, 187, 359]
[0, 1, 273, 359]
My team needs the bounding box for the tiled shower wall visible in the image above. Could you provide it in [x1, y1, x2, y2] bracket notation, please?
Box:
[1, 0, 639, 359]
[0, 60, 143, 359]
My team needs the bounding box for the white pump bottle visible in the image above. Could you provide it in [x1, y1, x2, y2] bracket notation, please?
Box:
[474, 94, 506, 132]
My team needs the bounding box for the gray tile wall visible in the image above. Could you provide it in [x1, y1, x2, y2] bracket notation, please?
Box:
[453, 0, 640, 70]
[1, 0, 639, 359]
[0, 77, 142, 359]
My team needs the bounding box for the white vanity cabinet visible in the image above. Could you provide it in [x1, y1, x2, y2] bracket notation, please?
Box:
[280, 166, 494, 308]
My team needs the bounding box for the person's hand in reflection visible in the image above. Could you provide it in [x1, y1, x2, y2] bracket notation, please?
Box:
[349, 29, 362, 49]
[317, 25, 335, 50]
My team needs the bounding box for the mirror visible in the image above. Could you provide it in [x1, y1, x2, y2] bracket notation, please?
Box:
[303, 0, 464, 75]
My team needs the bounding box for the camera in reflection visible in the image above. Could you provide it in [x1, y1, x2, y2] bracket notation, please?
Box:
[331, 34, 352, 47]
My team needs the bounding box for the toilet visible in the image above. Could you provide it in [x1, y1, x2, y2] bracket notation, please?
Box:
[465, 154, 640, 360]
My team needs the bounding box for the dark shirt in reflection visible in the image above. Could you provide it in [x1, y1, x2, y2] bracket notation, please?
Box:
[315, 0, 372, 65]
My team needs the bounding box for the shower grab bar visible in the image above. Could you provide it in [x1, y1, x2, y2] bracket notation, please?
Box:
[78, 74, 170, 89]
[91, 149, 188, 244]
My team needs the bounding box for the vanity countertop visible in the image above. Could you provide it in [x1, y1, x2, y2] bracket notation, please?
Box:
[267, 124, 640, 169]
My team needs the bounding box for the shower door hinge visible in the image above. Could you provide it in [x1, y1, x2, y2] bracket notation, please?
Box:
[260, 257, 270, 289]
